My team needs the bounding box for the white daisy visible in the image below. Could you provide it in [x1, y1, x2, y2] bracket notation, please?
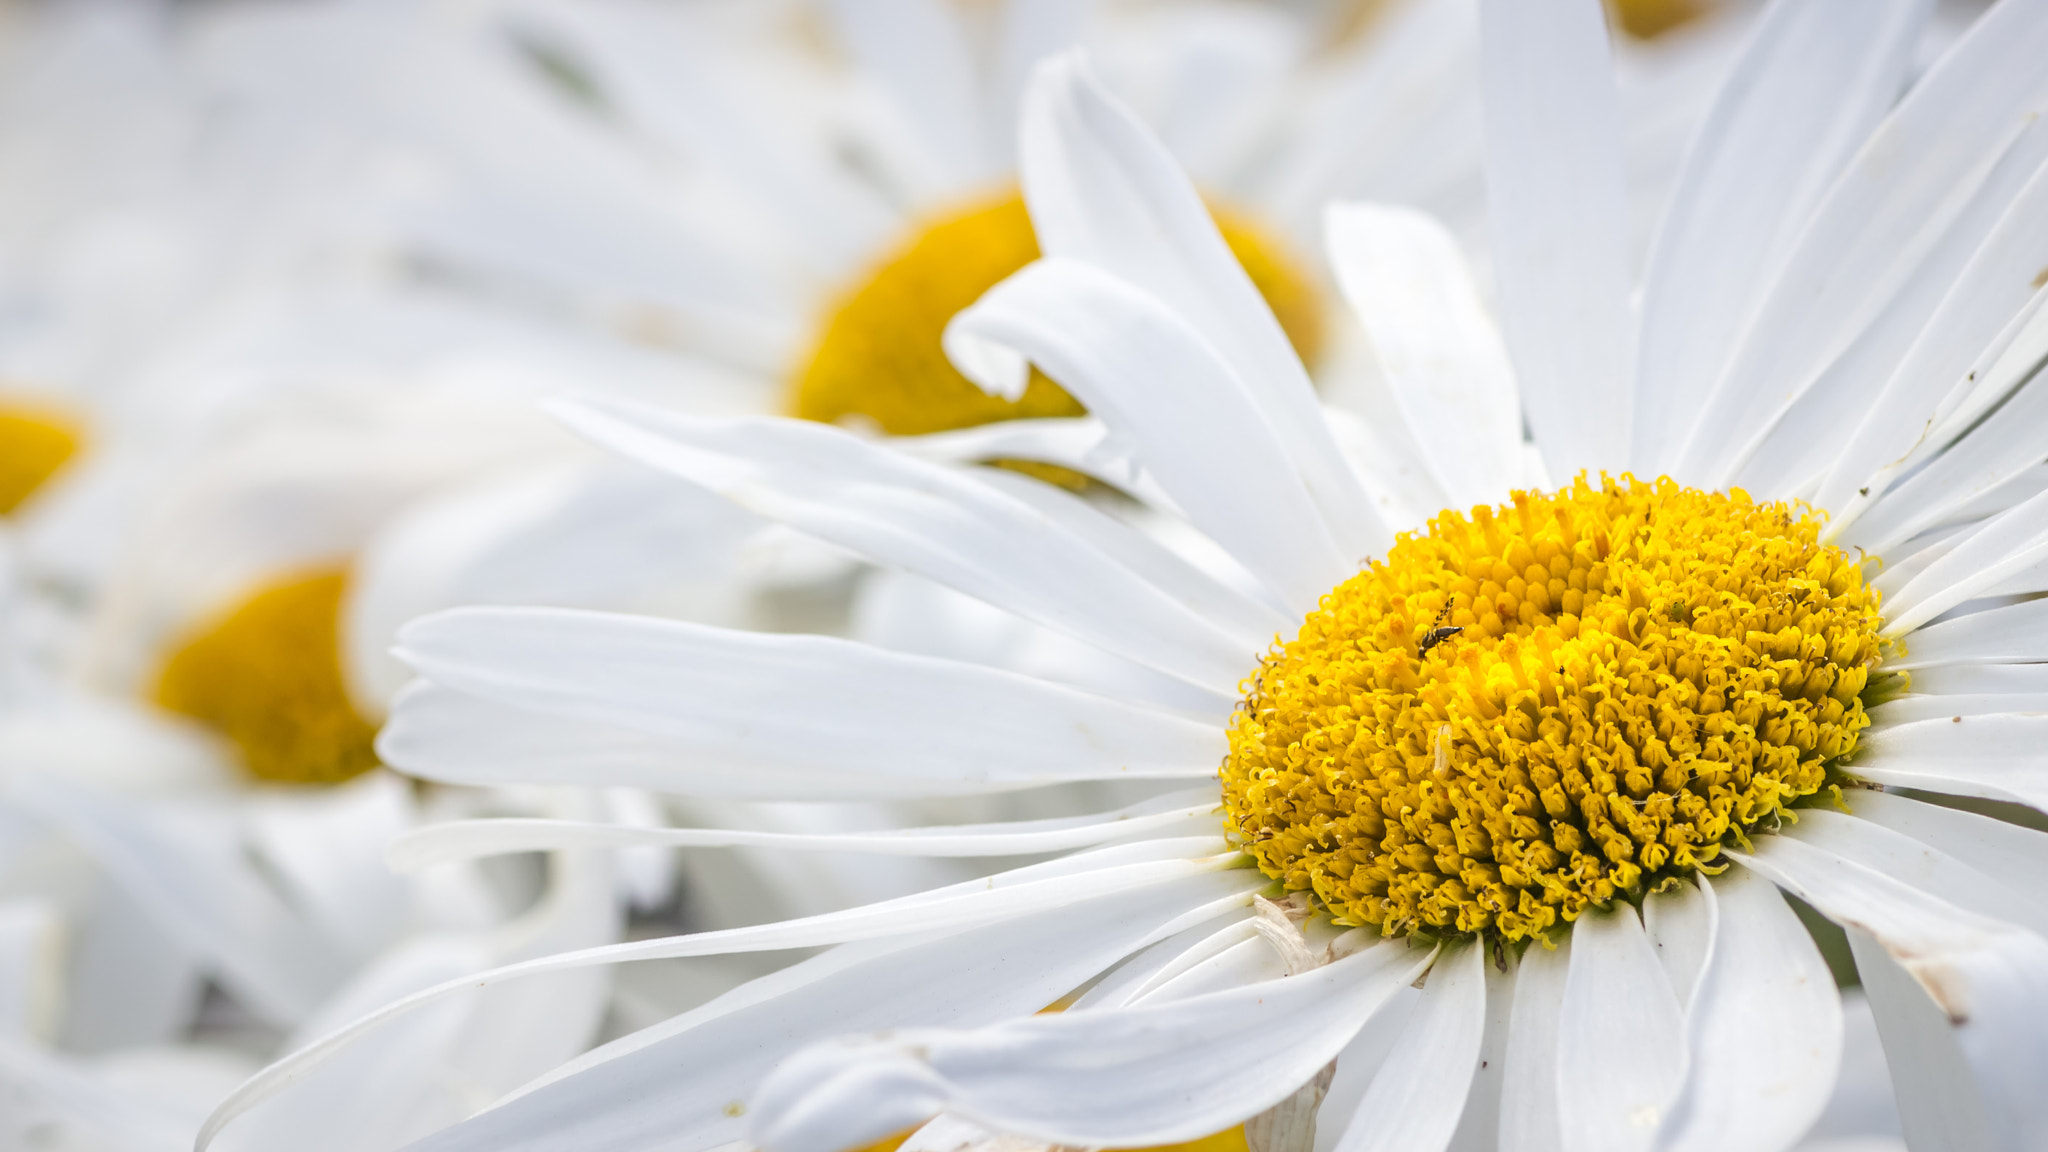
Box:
[202, 1, 2048, 1151]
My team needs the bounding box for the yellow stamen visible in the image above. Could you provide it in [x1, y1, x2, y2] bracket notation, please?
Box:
[0, 401, 83, 515]
[789, 193, 1322, 439]
[1606, 0, 1708, 40]
[1223, 475, 1885, 943]
[153, 568, 380, 786]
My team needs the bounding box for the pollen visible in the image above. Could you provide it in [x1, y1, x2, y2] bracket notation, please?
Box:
[154, 568, 380, 786]
[0, 401, 83, 514]
[1221, 475, 1885, 943]
[789, 193, 1322, 438]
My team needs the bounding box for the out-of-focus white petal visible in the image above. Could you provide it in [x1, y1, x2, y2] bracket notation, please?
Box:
[1476, 0, 1634, 480]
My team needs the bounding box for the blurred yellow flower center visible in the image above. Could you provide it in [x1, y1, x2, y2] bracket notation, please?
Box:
[789, 193, 1322, 439]
[0, 401, 82, 515]
[154, 568, 379, 786]
[1222, 476, 1884, 943]
[1606, 0, 1709, 40]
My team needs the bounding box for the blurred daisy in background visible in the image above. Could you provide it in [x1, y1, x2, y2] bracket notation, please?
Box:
[193, 1, 2048, 1152]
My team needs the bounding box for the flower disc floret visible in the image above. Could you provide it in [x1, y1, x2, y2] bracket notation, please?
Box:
[1222, 475, 1885, 943]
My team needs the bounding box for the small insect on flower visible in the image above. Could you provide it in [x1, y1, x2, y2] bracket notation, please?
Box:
[1418, 600, 1463, 657]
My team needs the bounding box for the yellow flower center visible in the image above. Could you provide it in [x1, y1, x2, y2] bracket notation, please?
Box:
[1222, 476, 1885, 943]
[0, 401, 83, 515]
[789, 193, 1322, 439]
[1606, 0, 1709, 40]
[153, 568, 380, 786]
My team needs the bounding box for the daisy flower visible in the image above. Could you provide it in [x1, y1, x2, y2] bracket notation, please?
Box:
[207, 1, 2048, 1151]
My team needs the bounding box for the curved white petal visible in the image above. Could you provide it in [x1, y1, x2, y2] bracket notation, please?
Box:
[1017, 53, 1383, 562]
[1847, 790, 2048, 934]
[413, 867, 1260, 1152]
[1730, 835, 2048, 1152]
[1477, 0, 1633, 480]
[750, 938, 1437, 1152]
[1557, 902, 1685, 1152]
[1655, 867, 1841, 1152]
[1443, 944, 1517, 1152]
[1498, 934, 1571, 1152]
[1325, 201, 1522, 509]
[552, 399, 1257, 696]
[1786, 805, 2048, 941]
[891, 417, 1179, 517]
[1334, 938, 1487, 1152]
[946, 257, 1354, 611]
[387, 607, 1226, 794]
[196, 842, 1247, 1150]
[1849, 712, 2048, 812]
[1846, 929, 1996, 1152]
[1632, 0, 1928, 473]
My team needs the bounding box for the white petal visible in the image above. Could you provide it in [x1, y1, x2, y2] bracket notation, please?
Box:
[1325, 201, 1522, 509]
[411, 867, 1261, 1152]
[1845, 929, 1996, 1152]
[388, 607, 1226, 794]
[1906, 662, 2048, 695]
[1811, 154, 2048, 549]
[1557, 902, 1685, 1152]
[1847, 789, 2048, 911]
[552, 399, 1256, 696]
[1477, 0, 1634, 479]
[891, 417, 1172, 507]
[1730, 835, 2048, 1152]
[14, 780, 347, 1028]
[197, 844, 1252, 1150]
[1849, 712, 2048, 812]
[1789, 802, 2048, 941]
[946, 257, 1354, 612]
[1643, 879, 1715, 1009]
[1498, 934, 1571, 1152]
[1869, 693, 2048, 725]
[343, 460, 765, 712]
[1335, 939, 1488, 1152]
[1883, 596, 2048, 671]
[1632, 0, 1928, 473]
[1878, 487, 2048, 636]
[749, 938, 1437, 1152]
[1444, 945, 1517, 1152]
[1655, 867, 1841, 1152]
[243, 774, 413, 963]
[1017, 54, 1385, 563]
[1679, 0, 2048, 487]
[387, 794, 1219, 870]
[821, 0, 995, 190]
